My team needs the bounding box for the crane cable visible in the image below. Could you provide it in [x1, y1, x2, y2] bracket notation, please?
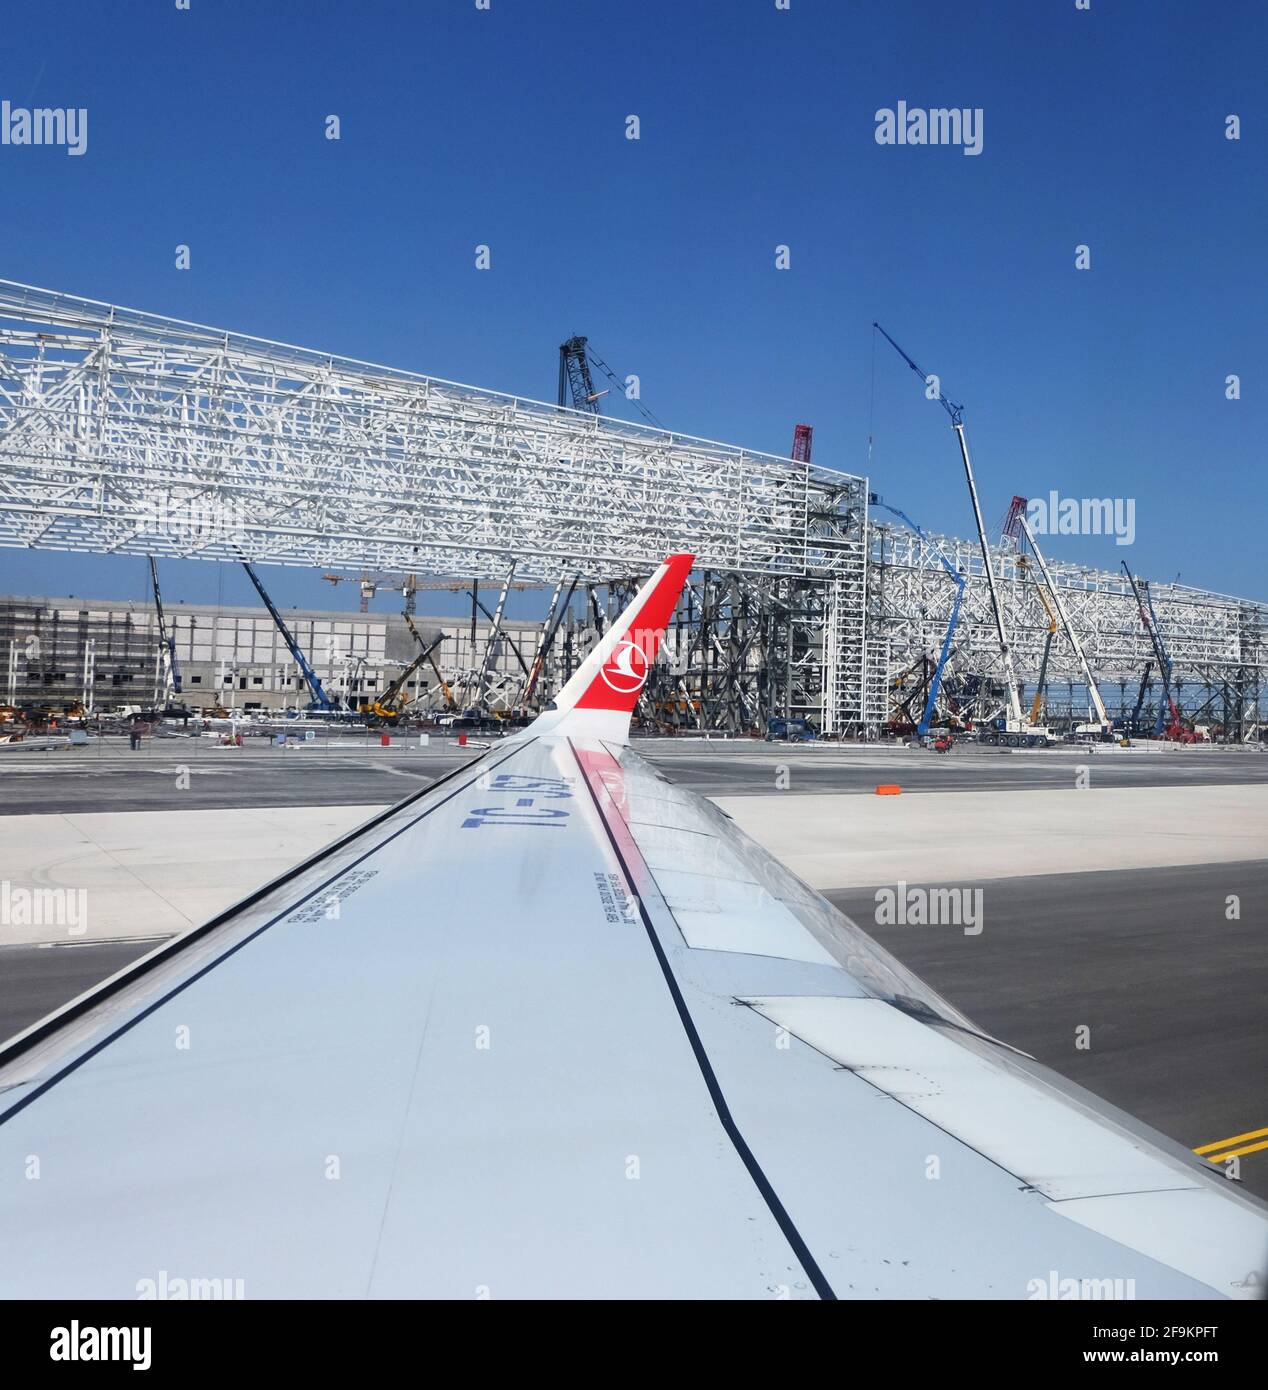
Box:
[584, 345, 667, 431]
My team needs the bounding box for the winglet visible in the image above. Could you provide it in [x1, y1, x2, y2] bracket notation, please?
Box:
[526, 553, 694, 744]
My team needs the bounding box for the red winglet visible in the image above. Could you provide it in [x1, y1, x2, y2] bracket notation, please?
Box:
[526, 553, 694, 742]
[574, 553, 694, 713]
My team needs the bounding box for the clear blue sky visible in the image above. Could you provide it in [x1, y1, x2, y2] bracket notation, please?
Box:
[0, 0, 1263, 617]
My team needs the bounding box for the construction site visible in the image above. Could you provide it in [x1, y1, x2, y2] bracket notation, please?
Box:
[0, 282, 1262, 744]
[1, 279, 1265, 1255]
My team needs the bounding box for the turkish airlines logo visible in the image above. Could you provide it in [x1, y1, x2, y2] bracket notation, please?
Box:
[599, 638, 651, 694]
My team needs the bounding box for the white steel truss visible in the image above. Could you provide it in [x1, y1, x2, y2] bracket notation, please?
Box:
[0, 280, 862, 584]
[0, 279, 1261, 735]
[870, 523, 1266, 731]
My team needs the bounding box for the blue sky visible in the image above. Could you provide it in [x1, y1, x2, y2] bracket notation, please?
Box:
[0, 0, 1263, 616]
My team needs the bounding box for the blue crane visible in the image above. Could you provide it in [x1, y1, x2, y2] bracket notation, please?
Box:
[870, 496, 967, 738]
[240, 560, 335, 712]
[873, 322, 1026, 729]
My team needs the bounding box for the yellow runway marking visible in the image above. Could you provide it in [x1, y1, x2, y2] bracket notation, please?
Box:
[1194, 1127, 1268, 1163]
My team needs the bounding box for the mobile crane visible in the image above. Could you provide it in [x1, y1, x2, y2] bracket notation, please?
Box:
[239, 560, 335, 712]
[360, 632, 446, 724]
[1121, 562, 1199, 741]
[1018, 555, 1058, 727]
[148, 556, 183, 700]
[869, 497, 966, 739]
[873, 324, 1049, 746]
[1014, 505, 1112, 735]
[404, 613, 457, 713]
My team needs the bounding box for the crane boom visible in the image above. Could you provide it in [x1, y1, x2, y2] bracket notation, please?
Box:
[870, 497, 966, 738]
[240, 561, 334, 711]
[147, 556, 182, 698]
[1122, 561, 1179, 736]
[405, 614, 458, 712]
[1017, 513, 1111, 730]
[873, 323, 1024, 726]
[362, 633, 446, 720]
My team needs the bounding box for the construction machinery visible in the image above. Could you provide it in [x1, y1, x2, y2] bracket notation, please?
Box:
[791, 423, 814, 463]
[360, 632, 446, 724]
[240, 560, 335, 712]
[873, 323, 1043, 744]
[404, 613, 457, 713]
[870, 496, 966, 739]
[1121, 561, 1201, 741]
[1008, 499, 1112, 736]
[558, 337, 606, 413]
[147, 556, 182, 700]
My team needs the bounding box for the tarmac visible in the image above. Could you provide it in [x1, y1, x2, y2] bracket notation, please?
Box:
[1, 735, 1264, 1197]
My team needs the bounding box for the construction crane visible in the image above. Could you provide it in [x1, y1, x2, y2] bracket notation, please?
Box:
[1017, 556, 1059, 726]
[1010, 500, 1112, 734]
[239, 561, 334, 712]
[321, 571, 418, 614]
[558, 337, 606, 413]
[1121, 561, 1196, 740]
[360, 632, 446, 723]
[870, 497, 966, 738]
[791, 423, 813, 462]
[1129, 660, 1155, 736]
[873, 322, 1029, 736]
[519, 575, 579, 708]
[404, 613, 457, 712]
[147, 556, 182, 699]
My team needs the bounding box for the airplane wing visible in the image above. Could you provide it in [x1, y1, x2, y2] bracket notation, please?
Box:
[1, 553, 1265, 1300]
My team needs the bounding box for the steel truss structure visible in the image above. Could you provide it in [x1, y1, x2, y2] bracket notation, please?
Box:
[0, 280, 1262, 736]
[869, 525, 1267, 738]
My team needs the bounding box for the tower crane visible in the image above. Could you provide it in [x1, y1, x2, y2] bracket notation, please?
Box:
[873, 323, 1028, 735]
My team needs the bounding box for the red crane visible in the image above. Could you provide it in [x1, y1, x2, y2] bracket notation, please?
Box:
[791, 423, 813, 462]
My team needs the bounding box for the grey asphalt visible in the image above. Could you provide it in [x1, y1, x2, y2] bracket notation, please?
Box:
[825, 859, 1268, 1200]
[3, 739, 1267, 813]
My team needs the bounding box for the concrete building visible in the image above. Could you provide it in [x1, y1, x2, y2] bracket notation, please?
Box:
[0, 594, 540, 715]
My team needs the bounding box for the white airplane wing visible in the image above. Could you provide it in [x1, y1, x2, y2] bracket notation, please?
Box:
[1, 553, 1265, 1300]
